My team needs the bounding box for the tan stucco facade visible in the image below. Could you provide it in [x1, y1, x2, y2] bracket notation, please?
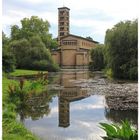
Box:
[51, 7, 98, 69]
[51, 34, 98, 69]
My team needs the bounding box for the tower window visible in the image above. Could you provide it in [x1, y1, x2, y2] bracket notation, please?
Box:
[66, 12, 69, 16]
[60, 27, 64, 31]
[60, 17, 64, 20]
[60, 22, 64, 26]
[60, 32, 64, 36]
[60, 11, 64, 15]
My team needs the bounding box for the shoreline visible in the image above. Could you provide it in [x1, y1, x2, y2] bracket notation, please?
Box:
[73, 77, 138, 110]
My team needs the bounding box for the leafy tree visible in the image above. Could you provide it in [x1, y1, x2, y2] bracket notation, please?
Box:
[11, 16, 58, 50]
[86, 36, 93, 41]
[10, 39, 30, 68]
[2, 32, 10, 46]
[9, 35, 59, 71]
[3, 47, 16, 73]
[104, 19, 138, 80]
[11, 25, 21, 40]
[89, 44, 105, 71]
[8, 16, 60, 71]
[2, 32, 16, 72]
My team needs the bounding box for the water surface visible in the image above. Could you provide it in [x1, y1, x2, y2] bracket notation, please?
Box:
[19, 71, 137, 140]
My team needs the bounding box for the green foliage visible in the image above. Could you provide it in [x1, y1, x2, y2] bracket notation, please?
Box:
[89, 44, 105, 71]
[9, 35, 59, 71]
[3, 115, 38, 140]
[2, 48, 16, 73]
[2, 32, 16, 72]
[3, 16, 59, 72]
[2, 74, 51, 140]
[10, 69, 47, 76]
[10, 38, 30, 68]
[31, 60, 60, 71]
[11, 16, 58, 50]
[104, 19, 138, 80]
[100, 120, 138, 140]
[2, 32, 10, 46]
[104, 68, 113, 79]
[86, 36, 93, 41]
[3, 96, 39, 140]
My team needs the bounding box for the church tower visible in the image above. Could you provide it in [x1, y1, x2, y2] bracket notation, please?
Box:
[58, 7, 70, 45]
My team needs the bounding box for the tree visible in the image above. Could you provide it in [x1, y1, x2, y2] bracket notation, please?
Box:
[86, 36, 93, 41]
[104, 19, 138, 80]
[90, 44, 105, 71]
[2, 32, 10, 46]
[10, 39, 30, 68]
[10, 35, 59, 71]
[11, 16, 58, 50]
[8, 16, 60, 71]
[2, 32, 16, 72]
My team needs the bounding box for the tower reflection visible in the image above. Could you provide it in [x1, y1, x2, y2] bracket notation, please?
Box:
[58, 72, 90, 128]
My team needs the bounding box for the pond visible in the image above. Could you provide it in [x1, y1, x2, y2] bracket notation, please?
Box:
[18, 71, 138, 140]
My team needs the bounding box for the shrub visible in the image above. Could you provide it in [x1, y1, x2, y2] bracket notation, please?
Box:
[90, 44, 105, 71]
[100, 120, 138, 140]
[2, 49, 16, 73]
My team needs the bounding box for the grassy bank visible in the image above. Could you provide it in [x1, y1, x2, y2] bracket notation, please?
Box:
[2, 69, 48, 140]
[9, 69, 47, 77]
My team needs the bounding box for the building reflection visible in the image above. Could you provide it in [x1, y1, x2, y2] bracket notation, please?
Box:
[58, 72, 90, 128]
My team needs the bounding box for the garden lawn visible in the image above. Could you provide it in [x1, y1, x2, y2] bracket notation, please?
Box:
[10, 69, 47, 76]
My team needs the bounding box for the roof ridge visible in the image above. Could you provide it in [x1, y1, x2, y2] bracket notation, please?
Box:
[60, 34, 99, 44]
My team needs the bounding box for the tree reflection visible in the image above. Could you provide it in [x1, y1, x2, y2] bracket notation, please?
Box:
[17, 91, 55, 122]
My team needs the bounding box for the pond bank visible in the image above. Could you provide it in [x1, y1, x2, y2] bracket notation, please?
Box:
[63, 72, 138, 110]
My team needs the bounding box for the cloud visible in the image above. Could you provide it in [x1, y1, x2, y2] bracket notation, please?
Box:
[3, 0, 138, 43]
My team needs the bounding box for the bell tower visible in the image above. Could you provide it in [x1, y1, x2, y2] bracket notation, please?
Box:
[58, 7, 70, 45]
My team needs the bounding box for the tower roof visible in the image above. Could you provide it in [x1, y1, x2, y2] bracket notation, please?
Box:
[58, 7, 70, 10]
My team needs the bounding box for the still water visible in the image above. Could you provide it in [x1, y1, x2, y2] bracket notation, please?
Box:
[19, 71, 137, 140]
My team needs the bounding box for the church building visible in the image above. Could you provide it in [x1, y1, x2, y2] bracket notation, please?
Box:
[51, 7, 98, 69]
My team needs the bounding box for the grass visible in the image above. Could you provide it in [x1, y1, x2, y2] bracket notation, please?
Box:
[2, 77, 18, 101]
[9, 69, 47, 76]
[2, 75, 41, 140]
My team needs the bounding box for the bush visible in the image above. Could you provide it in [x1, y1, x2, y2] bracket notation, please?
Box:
[129, 67, 138, 80]
[9, 36, 60, 72]
[100, 120, 138, 140]
[2, 49, 16, 73]
[90, 45, 105, 71]
[105, 68, 113, 79]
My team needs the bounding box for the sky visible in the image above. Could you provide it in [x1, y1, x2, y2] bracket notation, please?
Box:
[2, 0, 138, 43]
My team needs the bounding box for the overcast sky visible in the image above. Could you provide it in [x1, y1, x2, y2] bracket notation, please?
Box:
[2, 0, 138, 43]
